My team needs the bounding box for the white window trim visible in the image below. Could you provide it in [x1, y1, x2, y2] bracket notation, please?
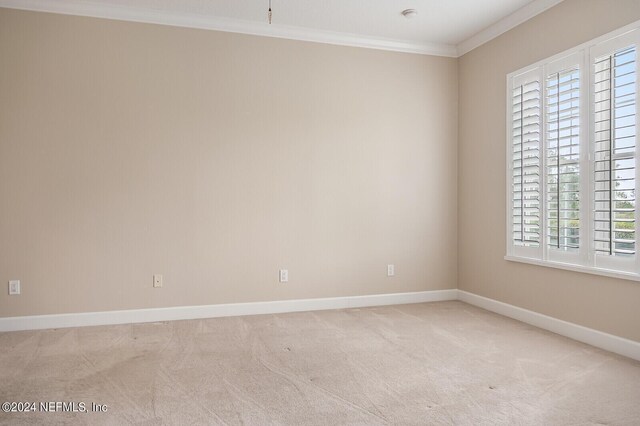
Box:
[505, 19, 640, 282]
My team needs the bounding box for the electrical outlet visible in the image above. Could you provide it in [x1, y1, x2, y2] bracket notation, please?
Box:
[387, 264, 395, 277]
[153, 274, 163, 288]
[8, 280, 20, 295]
[279, 269, 289, 283]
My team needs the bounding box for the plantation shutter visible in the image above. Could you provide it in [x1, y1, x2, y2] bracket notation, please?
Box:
[546, 66, 581, 251]
[507, 26, 640, 278]
[512, 75, 541, 248]
[593, 45, 637, 258]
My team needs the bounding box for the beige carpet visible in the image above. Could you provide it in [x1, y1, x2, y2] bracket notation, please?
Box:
[1, 301, 639, 425]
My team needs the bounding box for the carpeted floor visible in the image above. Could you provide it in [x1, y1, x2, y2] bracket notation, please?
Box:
[1, 300, 639, 425]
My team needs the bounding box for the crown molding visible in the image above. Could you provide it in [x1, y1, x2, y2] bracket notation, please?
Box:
[0, 0, 569, 58]
[456, 0, 565, 57]
[0, 0, 458, 57]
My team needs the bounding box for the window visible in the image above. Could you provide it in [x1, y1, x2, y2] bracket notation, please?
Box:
[506, 23, 640, 281]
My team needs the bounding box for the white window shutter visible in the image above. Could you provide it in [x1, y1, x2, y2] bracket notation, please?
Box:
[511, 73, 542, 251]
[546, 66, 581, 252]
[590, 29, 640, 273]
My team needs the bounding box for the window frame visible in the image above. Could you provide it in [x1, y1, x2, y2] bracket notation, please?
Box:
[505, 20, 640, 282]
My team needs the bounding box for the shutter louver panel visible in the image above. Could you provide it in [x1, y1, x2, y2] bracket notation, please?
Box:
[593, 46, 637, 256]
[512, 80, 541, 247]
[546, 67, 581, 251]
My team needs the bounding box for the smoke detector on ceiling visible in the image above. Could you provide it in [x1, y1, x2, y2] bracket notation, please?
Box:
[402, 9, 418, 19]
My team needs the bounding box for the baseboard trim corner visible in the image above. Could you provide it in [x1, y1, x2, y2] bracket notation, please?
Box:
[0, 289, 458, 332]
[457, 290, 640, 362]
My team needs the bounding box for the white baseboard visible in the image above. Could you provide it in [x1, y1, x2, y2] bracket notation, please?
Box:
[2, 288, 638, 363]
[0, 289, 458, 332]
[457, 290, 640, 362]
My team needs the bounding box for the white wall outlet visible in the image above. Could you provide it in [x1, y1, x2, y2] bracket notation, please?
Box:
[279, 269, 289, 283]
[387, 264, 395, 277]
[8, 280, 20, 295]
[153, 274, 163, 288]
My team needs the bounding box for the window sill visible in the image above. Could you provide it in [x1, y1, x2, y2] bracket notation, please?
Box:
[504, 255, 640, 282]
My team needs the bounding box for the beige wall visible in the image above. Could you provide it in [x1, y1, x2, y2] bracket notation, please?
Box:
[6, 0, 638, 343]
[0, 8, 458, 317]
[459, 0, 640, 342]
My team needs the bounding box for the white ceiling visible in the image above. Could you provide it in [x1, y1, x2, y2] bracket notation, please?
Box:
[94, 0, 534, 45]
[0, 0, 564, 56]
